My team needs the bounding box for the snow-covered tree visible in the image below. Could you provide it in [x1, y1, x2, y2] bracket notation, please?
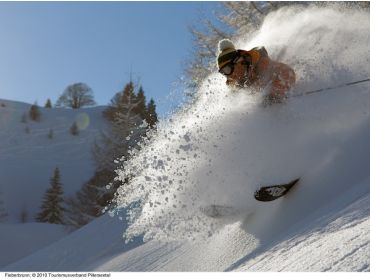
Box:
[36, 168, 65, 224]
[56, 83, 96, 109]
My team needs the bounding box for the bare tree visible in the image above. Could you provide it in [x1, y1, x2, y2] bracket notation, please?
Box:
[56, 83, 96, 109]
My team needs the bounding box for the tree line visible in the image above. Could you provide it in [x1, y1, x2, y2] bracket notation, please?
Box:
[33, 79, 158, 228]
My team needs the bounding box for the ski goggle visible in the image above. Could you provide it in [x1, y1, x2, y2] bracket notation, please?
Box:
[219, 63, 235, 76]
[218, 56, 250, 76]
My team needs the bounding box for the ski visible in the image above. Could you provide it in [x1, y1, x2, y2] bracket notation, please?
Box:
[254, 178, 300, 202]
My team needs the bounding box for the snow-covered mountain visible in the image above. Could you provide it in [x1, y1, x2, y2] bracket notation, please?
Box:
[2, 6, 370, 272]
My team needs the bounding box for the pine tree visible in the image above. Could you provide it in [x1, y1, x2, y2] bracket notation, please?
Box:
[48, 129, 54, 139]
[21, 112, 27, 123]
[29, 102, 41, 122]
[64, 169, 117, 228]
[102, 92, 121, 121]
[145, 99, 158, 128]
[98, 81, 146, 169]
[45, 99, 52, 108]
[36, 168, 65, 224]
[112, 81, 145, 149]
[66, 80, 159, 229]
[70, 121, 79, 136]
[0, 190, 8, 222]
[20, 206, 28, 223]
[66, 81, 157, 228]
[134, 86, 147, 119]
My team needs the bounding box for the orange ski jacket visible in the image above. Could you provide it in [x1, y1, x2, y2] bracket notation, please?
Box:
[239, 47, 296, 98]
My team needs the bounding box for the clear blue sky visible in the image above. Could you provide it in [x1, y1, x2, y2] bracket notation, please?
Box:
[0, 1, 222, 117]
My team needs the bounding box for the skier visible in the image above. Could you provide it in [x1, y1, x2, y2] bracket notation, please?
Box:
[217, 39, 296, 105]
[211, 39, 300, 206]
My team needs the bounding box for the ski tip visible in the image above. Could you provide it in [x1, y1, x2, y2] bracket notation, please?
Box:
[254, 177, 301, 202]
[290, 178, 300, 185]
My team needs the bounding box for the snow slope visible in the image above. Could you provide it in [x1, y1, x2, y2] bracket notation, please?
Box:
[3, 6, 370, 272]
[5, 181, 370, 271]
[82, 186, 370, 272]
[0, 99, 108, 222]
[0, 99, 109, 268]
[0, 223, 68, 268]
[3, 210, 142, 272]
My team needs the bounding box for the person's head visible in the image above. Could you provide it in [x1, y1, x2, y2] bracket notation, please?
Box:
[217, 39, 253, 87]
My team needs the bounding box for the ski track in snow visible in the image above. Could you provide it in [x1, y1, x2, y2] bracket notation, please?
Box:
[236, 192, 370, 272]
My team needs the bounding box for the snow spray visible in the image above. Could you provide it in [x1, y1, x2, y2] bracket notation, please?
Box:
[114, 5, 370, 242]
